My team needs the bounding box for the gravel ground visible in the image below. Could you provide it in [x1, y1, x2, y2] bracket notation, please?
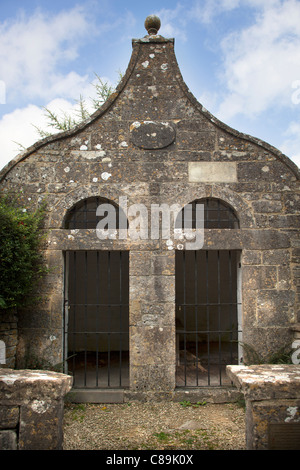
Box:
[63, 401, 246, 450]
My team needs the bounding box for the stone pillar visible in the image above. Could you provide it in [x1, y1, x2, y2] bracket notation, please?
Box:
[129, 251, 176, 396]
[0, 369, 72, 450]
[227, 364, 300, 450]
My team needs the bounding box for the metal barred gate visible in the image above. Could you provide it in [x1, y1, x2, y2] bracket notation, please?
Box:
[175, 249, 242, 387]
[64, 250, 129, 389]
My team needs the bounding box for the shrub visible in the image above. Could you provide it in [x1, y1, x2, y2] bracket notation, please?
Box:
[0, 195, 47, 309]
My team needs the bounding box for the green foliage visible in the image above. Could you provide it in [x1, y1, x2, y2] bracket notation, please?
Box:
[241, 342, 293, 365]
[154, 431, 170, 442]
[179, 400, 207, 408]
[33, 72, 122, 139]
[0, 195, 47, 309]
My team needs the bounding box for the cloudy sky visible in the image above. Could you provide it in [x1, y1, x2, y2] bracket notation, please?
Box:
[1, 0, 300, 170]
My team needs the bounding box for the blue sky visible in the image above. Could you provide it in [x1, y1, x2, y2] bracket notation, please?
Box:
[1, 0, 300, 170]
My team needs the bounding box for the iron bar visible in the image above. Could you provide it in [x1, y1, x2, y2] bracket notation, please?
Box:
[177, 198, 239, 229]
[65, 250, 129, 389]
[107, 251, 111, 387]
[206, 250, 210, 386]
[84, 251, 88, 387]
[217, 250, 222, 385]
[119, 251, 122, 386]
[96, 250, 100, 387]
[195, 250, 198, 385]
[183, 250, 187, 386]
[175, 249, 241, 388]
[72, 251, 77, 385]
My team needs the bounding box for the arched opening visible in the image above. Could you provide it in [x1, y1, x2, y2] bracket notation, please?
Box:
[175, 198, 242, 387]
[64, 196, 128, 230]
[175, 197, 239, 229]
[63, 197, 129, 389]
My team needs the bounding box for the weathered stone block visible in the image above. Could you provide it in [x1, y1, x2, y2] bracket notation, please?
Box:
[0, 406, 19, 429]
[130, 363, 176, 392]
[130, 324, 175, 366]
[262, 249, 290, 265]
[178, 131, 216, 151]
[243, 265, 277, 290]
[0, 430, 17, 450]
[0, 369, 72, 450]
[227, 365, 300, 401]
[129, 252, 151, 275]
[19, 401, 64, 450]
[189, 162, 237, 182]
[0, 369, 72, 405]
[151, 253, 175, 275]
[256, 290, 294, 326]
[130, 275, 175, 303]
[227, 365, 300, 450]
[252, 200, 282, 213]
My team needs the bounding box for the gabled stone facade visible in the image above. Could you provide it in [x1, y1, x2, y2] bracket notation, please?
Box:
[0, 17, 299, 398]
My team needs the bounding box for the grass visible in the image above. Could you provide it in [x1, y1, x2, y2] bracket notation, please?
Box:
[143, 428, 218, 450]
[179, 400, 207, 408]
[69, 403, 86, 422]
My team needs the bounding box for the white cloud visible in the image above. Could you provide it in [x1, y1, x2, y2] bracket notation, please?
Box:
[0, 100, 82, 169]
[155, 4, 188, 41]
[280, 120, 300, 168]
[190, 0, 241, 24]
[0, 75, 116, 171]
[216, 0, 300, 120]
[0, 6, 95, 103]
[0, 104, 45, 171]
[0, 5, 119, 171]
[0, 97, 86, 171]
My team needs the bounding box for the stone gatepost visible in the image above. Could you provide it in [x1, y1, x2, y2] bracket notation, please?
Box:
[129, 250, 176, 397]
[227, 364, 300, 450]
[0, 368, 72, 450]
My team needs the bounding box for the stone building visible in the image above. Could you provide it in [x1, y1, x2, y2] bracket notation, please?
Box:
[0, 16, 299, 401]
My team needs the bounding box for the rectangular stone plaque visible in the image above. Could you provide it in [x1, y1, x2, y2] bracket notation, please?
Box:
[188, 162, 237, 183]
[268, 423, 300, 450]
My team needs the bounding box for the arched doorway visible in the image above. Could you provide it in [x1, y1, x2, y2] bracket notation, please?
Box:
[175, 198, 242, 387]
[63, 197, 129, 389]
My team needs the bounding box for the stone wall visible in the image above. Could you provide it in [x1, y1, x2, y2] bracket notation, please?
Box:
[0, 25, 299, 394]
[0, 368, 72, 450]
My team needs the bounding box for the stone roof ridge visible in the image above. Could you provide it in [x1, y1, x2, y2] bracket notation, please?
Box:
[0, 15, 299, 182]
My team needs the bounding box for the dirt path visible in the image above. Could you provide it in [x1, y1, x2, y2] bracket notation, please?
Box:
[63, 401, 246, 450]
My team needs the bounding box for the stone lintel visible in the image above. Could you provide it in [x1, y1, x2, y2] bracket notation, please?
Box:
[44, 229, 290, 251]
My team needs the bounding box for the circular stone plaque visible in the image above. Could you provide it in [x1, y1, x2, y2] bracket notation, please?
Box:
[130, 121, 176, 149]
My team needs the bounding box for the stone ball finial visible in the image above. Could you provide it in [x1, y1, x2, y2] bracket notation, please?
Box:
[144, 15, 161, 35]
